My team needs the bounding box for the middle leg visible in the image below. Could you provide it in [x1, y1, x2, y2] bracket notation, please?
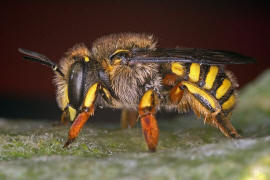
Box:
[121, 109, 138, 129]
[138, 89, 159, 152]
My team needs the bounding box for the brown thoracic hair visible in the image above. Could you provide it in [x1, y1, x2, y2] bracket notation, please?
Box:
[54, 33, 162, 110]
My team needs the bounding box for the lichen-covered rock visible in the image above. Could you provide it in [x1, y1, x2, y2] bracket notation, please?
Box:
[0, 70, 270, 180]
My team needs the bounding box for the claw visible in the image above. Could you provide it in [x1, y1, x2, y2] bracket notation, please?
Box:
[63, 138, 74, 148]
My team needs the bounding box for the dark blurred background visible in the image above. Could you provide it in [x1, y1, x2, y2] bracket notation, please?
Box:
[1, 0, 269, 121]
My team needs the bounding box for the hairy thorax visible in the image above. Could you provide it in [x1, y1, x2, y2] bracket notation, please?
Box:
[90, 33, 160, 109]
[109, 63, 161, 109]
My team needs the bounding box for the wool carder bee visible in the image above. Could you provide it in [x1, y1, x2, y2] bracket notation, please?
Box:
[19, 33, 255, 151]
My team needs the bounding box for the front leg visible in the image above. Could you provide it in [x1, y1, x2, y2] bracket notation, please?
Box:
[64, 83, 100, 148]
[138, 89, 159, 152]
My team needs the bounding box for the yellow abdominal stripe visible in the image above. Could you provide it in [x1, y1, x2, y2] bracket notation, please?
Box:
[222, 94, 235, 110]
[216, 78, 231, 99]
[204, 66, 218, 90]
[182, 81, 216, 109]
[84, 83, 99, 107]
[171, 62, 184, 76]
[189, 63, 200, 82]
[140, 90, 153, 108]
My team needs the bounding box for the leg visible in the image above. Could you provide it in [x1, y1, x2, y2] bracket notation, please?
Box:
[169, 82, 184, 104]
[215, 113, 241, 138]
[61, 108, 70, 125]
[181, 81, 240, 139]
[59, 86, 77, 125]
[61, 105, 77, 125]
[64, 83, 100, 148]
[121, 109, 138, 129]
[138, 89, 159, 152]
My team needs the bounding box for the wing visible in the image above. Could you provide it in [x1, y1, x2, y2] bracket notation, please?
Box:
[129, 48, 256, 65]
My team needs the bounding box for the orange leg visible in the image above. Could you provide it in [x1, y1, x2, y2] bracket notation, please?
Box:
[63, 83, 99, 148]
[121, 109, 138, 129]
[63, 110, 92, 147]
[138, 90, 159, 152]
[170, 82, 184, 104]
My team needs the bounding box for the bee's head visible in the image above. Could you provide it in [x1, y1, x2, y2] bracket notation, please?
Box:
[56, 44, 99, 113]
[18, 44, 97, 121]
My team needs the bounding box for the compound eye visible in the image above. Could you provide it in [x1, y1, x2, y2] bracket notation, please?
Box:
[109, 49, 131, 65]
[68, 62, 86, 109]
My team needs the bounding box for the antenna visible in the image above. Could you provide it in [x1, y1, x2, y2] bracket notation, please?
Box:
[18, 48, 64, 77]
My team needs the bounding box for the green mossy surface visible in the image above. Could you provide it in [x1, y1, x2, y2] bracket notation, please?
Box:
[1, 70, 270, 180]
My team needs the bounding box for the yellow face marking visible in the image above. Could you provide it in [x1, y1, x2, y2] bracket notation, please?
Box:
[171, 62, 184, 76]
[140, 90, 153, 108]
[182, 81, 216, 109]
[68, 106, 77, 121]
[204, 66, 219, 90]
[61, 86, 69, 110]
[84, 56, 90, 62]
[216, 78, 231, 99]
[222, 94, 235, 110]
[189, 63, 200, 82]
[84, 83, 99, 107]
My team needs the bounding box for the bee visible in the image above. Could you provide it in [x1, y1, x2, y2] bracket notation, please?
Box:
[19, 33, 255, 152]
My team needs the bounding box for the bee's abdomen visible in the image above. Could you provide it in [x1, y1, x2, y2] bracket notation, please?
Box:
[192, 63, 236, 114]
[204, 65, 235, 112]
[171, 62, 237, 114]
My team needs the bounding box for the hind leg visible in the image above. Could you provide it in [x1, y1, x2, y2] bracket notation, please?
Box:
[215, 113, 241, 138]
[175, 81, 241, 139]
[184, 90, 241, 139]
